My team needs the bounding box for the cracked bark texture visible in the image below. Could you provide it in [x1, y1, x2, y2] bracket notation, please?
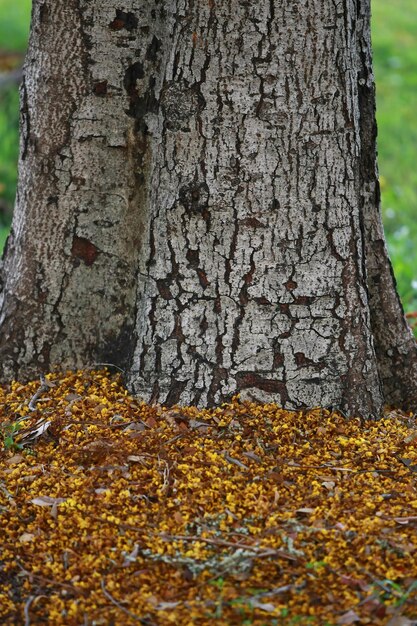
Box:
[0, 0, 154, 377]
[1, 0, 417, 417]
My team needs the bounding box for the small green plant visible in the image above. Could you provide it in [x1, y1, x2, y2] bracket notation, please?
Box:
[1, 419, 23, 451]
[395, 579, 417, 608]
[371, 577, 417, 609]
[207, 577, 226, 619]
[209, 577, 225, 589]
[306, 560, 327, 571]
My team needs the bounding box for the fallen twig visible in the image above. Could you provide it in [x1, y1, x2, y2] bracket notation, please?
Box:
[93, 362, 126, 374]
[23, 595, 35, 626]
[100, 579, 151, 623]
[28, 375, 55, 411]
[16, 562, 82, 595]
[157, 533, 299, 561]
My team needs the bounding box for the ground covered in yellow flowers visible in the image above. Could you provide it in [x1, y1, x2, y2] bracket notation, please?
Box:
[1, 371, 417, 625]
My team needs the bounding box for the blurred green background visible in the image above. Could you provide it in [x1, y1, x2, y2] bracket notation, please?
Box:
[0, 0, 417, 313]
[372, 0, 417, 315]
[0, 0, 31, 249]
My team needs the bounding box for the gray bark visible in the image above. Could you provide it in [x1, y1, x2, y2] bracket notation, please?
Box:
[1, 0, 416, 417]
[0, 0, 149, 376]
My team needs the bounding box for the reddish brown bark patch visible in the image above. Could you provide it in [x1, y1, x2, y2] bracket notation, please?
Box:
[236, 372, 287, 395]
[284, 279, 298, 291]
[71, 236, 99, 266]
[238, 217, 266, 229]
[108, 10, 138, 32]
[93, 81, 108, 96]
[157, 280, 173, 300]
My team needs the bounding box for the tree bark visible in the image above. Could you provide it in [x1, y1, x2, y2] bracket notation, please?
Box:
[1, 0, 416, 417]
[355, 5, 417, 411]
[0, 0, 149, 377]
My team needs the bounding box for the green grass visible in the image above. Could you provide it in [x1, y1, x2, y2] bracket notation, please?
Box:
[0, 0, 417, 314]
[0, 0, 31, 234]
[372, 0, 417, 311]
[0, 0, 31, 52]
[0, 87, 20, 210]
[0, 225, 8, 250]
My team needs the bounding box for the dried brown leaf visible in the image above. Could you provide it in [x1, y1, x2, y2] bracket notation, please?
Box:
[337, 610, 361, 624]
[6, 454, 24, 465]
[242, 451, 262, 463]
[249, 599, 276, 612]
[223, 453, 248, 469]
[30, 496, 67, 507]
[189, 419, 210, 430]
[19, 532, 35, 543]
[386, 618, 413, 626]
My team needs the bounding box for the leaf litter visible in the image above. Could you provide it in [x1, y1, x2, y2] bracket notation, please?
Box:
[0, 370, 417, 624]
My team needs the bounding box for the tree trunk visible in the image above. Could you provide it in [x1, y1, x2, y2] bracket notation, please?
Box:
[1, 0, 416, 417]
